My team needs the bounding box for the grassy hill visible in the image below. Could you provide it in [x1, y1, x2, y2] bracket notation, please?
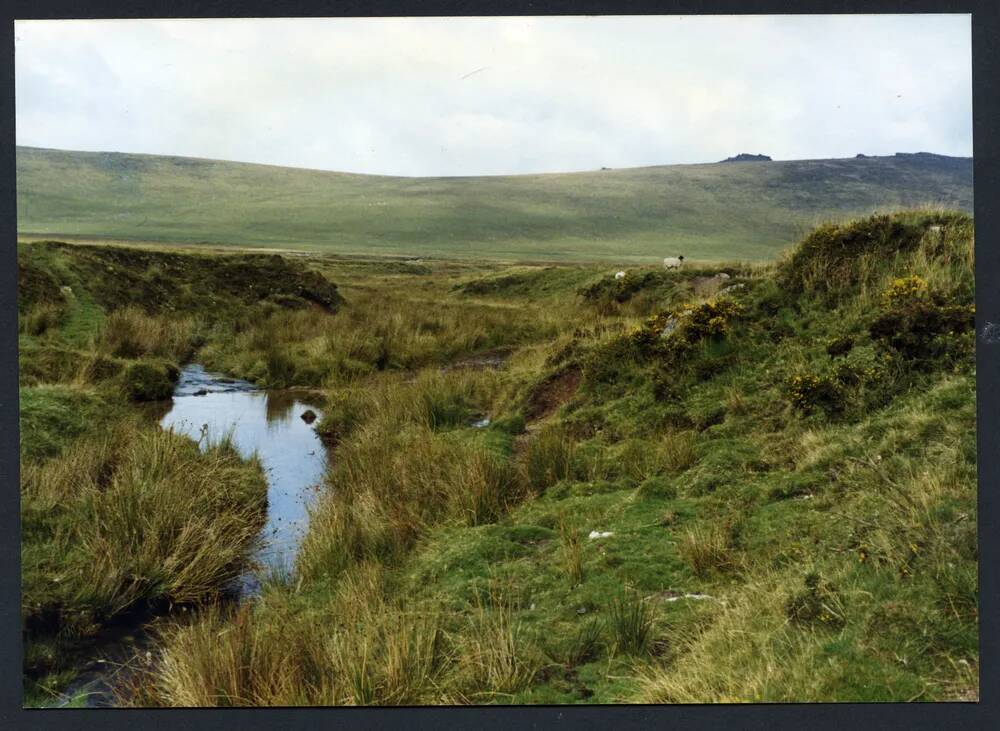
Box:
[16, 146, 972, 263]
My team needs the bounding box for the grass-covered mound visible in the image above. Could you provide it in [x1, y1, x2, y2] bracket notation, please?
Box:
[19, 241, 342, 316]
[16, 240, 347, 398]
[125, 210, 977, 705]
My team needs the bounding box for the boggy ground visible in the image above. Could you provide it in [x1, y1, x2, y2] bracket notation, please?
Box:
[18, 210, 978, 705]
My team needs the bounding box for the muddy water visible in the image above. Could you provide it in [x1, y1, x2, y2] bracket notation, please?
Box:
[49, 365, 329, 707]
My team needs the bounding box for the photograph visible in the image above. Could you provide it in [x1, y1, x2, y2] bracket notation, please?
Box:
[14, 13, 978, 708]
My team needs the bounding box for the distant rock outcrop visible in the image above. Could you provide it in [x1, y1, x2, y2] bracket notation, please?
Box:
[721, 153, 772, 163]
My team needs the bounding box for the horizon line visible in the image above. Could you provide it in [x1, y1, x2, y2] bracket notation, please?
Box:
[15, 144, 974, 181]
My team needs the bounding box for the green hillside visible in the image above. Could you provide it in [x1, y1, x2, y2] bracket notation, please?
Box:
[16, 146, 972, 263]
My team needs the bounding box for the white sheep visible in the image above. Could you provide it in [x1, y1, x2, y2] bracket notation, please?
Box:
[614, 271, 626, 280]
[663, 255, 685, 270]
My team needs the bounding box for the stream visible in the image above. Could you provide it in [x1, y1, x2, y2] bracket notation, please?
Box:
[48, 364, 329, 707]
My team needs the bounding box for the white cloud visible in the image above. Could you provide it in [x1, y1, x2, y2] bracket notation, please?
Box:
[15, 15, 972, 176]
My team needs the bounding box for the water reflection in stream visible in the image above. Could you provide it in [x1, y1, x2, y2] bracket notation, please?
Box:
[49, 365, 329, 707]
[156, 365, 329, 594]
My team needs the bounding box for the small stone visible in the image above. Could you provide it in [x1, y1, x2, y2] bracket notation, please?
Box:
[659, 317, 679, 338]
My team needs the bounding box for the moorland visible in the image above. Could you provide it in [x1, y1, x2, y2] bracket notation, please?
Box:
[18, 205, 978, 705]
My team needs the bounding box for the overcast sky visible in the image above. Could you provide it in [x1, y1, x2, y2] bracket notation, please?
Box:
[15, 15, 972, 177]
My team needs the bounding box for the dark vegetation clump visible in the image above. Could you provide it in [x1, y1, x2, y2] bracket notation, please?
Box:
[579, 270, 680, 306]
[869, 276, 974, 366]
[458, 270, 548, 296]
[21, 424, 267, 689]
[594, 299, 745, 393]
[785, 572, 845, 629]
[608, 592, 655, 656]
[18, 344, 122, 387]
[123, 360, 179, 401]
[786, 372, 846, 415]
[826, 336, 854, 357]
[16, 260, 65, 314]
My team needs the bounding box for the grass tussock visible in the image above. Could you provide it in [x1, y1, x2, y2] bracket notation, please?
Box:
[520, 425, 576, 492]
[298, 426, 524, 582]
[678, 522, 741, 579]
[22, 421, 267, 660]
[97, 306, 197, 361]
[558, 517, 584, 586]
[299, 369, 528, 584]
[20, 302, 64, 336]
[609, 592, 656, 656]
[126, 566, 544, 706]
[457, 595, 541, 700]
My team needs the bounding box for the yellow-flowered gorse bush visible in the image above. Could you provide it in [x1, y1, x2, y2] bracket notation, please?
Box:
[630, 299, 743, 352]
[882, 275, 929, 306]
[870, 277, 974, 365]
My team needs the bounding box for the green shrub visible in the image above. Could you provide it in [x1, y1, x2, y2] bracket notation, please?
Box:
[627, 299, 744, 381]
[869, 297, 974, 365]
[637, 475, 678, 499]
[782, 214, 946, 295]
[491, 414, 526, 435]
